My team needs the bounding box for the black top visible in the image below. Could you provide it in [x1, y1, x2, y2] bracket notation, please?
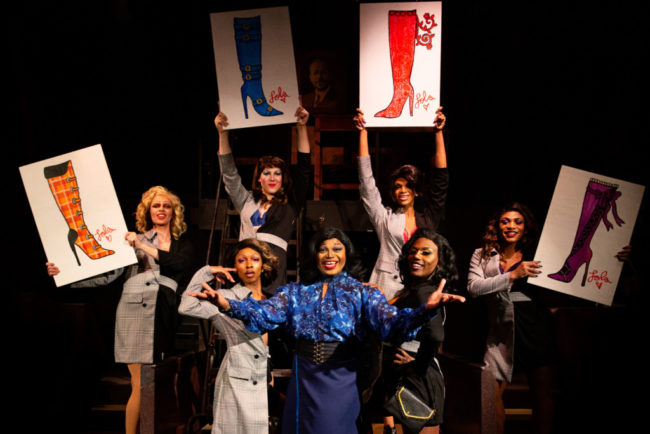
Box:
[393, 280, 444, 371]
[257, 151, 311, 242]
[414, 167, 449, 232]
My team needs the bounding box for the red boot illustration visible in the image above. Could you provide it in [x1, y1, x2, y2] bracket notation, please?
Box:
[375, 10, 437, 119]
[548, 178, 624, 286]
[44, 160, 115, 265]
[375, 11, 418, 118]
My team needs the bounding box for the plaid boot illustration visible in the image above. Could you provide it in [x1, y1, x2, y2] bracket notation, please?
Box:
[234, 16, 283, 119]
[44, 160, 115, 265]
[548, 178, 624, 286]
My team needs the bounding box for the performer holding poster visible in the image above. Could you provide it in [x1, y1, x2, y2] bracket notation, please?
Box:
[466, 201, 632, 434]
[467, 202, 554, 434]
[353, 107, 448, 301]
[48, 186, 194, 434]
[215, 106, 310, 294]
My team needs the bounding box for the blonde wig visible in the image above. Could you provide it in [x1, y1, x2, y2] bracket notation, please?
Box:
[135, 186, 187, 239]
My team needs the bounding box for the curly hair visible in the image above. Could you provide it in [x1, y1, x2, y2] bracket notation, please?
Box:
[135, 186, 187, 240]
[299, 227, 366, 284]
[388, 164, 425, 212]
[230, 238, 279, 287]
[481, 202, 538, 259]
[398, 228, 459, 293]
[251, 156, 292, 205]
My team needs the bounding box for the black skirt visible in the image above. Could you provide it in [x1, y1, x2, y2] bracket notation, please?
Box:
[513, 299, 556, 373]
[382, 345, 445, 428]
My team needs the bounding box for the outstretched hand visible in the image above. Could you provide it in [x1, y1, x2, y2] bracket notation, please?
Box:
[425, 278, 466, 310]
[187, 281, 232, 311]
[353, 108, 366, 131]
[209, 265, 236, 284]
[433, 106, 446, 131]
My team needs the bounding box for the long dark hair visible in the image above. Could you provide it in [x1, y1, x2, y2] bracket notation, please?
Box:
[398, 228, 459, 293]
[230, 238, 279, 286]
[299, 227, 366, 284]
[481, 202, 538, 259]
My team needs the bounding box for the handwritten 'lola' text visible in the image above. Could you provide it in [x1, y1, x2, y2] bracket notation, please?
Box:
[415, 91, 435, 111]
[587, 269, 612, 289]
[270, 87, 289, 104]
[95, 224, 117, 243]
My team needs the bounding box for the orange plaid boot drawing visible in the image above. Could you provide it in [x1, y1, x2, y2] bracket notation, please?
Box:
[44, 160, 114, 265]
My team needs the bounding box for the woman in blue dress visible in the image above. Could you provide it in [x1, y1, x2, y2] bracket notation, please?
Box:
[190, 227, 465, 434]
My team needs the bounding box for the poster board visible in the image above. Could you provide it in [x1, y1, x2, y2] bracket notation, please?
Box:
[20, 144, 137, 287]
[531, 165, 644, 305]
[360, 1, 442, 127]
[210, 6, 300, 130]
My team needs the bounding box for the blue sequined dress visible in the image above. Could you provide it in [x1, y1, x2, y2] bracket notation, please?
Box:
[227, 272, 436, 434]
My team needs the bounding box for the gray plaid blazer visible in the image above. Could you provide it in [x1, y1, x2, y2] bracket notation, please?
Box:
[114, 231, 178, 364]
[179, 266, 270, 433]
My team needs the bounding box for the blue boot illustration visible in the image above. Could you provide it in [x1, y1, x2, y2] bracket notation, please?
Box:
[234, 16, 283, 119]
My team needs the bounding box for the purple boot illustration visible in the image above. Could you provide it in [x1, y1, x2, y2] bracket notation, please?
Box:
[548, 178, 624, 286]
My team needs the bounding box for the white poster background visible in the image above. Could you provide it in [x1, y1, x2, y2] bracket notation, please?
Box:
[20, 144, 137, 287]
[360, 2, 442, 128]
[210, 7, 300, 130]
[531, 166, 644, 305]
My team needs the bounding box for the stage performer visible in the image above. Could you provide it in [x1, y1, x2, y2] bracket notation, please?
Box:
[48, 185, 194, 434]
[179, 238, 279, 433]
[215, 105, 311, 294]
[189, 226, 465, 434]
[382, 228, 459, 434]
[353, 107, 448, 302]
[467, 202, 554, 434]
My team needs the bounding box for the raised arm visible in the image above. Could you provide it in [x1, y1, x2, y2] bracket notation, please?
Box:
[179, 265, 223, 320]
[225, 287, 291, 334]
[432, 106, 447, 169]
[215, 111, 252, 212]
[295, 106, 310, 154]
[215, 111, 231, 155]
[355, 108, 389, 226]
[363, 280, 464, 345]
[291, 106, 312, 206]
[422, 107, 450, 228]
[354, 108, 369, 157]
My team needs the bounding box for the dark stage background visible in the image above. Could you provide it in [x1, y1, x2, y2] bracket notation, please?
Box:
[7, 1, 649, 432]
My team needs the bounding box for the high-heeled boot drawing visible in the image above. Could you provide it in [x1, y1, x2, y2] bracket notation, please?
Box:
[44, 160, 115, 266]
[234, 16, 283, 119]
[375, 10, 418, 118]
[548, 178, 624, 286]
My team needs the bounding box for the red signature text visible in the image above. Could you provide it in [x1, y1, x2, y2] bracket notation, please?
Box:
[269, 87, 289, 103]
[587, 269, 612, 289]
[95, 224, 117, 243]
[415, 90, 435, 111]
